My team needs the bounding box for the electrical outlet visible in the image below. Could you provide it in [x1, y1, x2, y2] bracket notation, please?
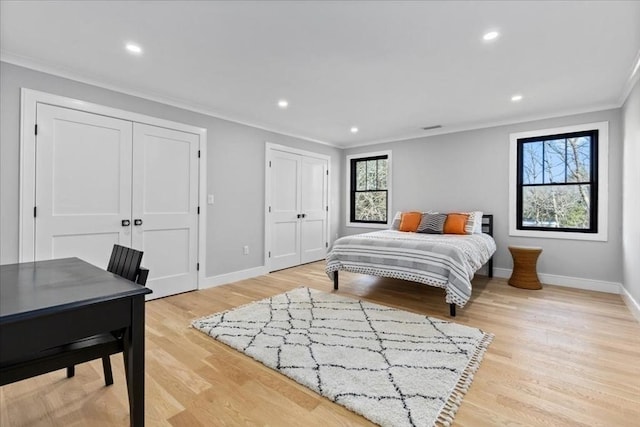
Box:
[243, 245, 249, 255]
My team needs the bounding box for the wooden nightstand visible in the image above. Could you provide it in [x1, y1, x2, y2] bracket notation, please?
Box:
[508, 246, 542, 289]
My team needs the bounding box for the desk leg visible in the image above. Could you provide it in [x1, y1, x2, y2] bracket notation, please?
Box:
[124, 296, 146, 426]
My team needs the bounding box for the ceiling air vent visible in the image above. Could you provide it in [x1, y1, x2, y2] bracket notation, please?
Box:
[421, 125, 442, 131]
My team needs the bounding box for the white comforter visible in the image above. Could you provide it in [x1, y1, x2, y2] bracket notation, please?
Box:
[325, 230, 496, 307]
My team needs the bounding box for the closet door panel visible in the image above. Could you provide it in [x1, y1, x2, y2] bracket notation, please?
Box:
[34, 104, 132, 268]
[132, 124, 199, 299]
[300, 156, 328, 264]
[269, 150, 302, 271]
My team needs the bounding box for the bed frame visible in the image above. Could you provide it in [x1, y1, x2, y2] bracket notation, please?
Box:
[332, 214, 494, 317]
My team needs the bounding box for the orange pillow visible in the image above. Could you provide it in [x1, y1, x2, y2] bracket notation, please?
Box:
[443, 213, 469, 234]
[399, 211, 422, 232]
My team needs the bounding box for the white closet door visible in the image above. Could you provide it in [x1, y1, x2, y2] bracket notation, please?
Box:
[34, 104, 133, 268]
[132, 123, 199, 299]
[300, 156, 328, 264]
[269, 150, 302, 271]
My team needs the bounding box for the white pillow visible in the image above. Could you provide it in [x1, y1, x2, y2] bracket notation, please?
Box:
[390, 211, 402, 230]
[472, 211, 484, 234]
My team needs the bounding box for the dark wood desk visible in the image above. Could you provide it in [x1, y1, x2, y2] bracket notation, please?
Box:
[0, 257, 152, 426]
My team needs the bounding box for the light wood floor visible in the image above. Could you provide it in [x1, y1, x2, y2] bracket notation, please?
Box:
[1, 261, 639, 426]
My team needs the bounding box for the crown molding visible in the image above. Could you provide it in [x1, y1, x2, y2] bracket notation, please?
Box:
[3, 49, 633, 151]
[0, 51, 339, 149]
[618, 49, 640, 106]
[343, 103, 621, 150]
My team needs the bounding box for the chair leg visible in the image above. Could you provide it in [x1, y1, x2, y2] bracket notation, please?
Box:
[67, 365, 75, 378]
[102, 356, 114, 386]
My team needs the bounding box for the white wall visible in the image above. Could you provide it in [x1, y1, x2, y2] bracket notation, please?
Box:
[622, 78, 640, 304]
[1, 60, 631, 296]
[0, 62, 343, 278]
[342, 109, 624, 286]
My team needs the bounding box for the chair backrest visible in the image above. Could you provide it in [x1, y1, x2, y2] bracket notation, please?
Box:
[107, 245, 144, 283]
[136, 267, 149, 286]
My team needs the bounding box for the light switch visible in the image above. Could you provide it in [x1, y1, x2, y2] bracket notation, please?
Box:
[207, 194, 214, 205]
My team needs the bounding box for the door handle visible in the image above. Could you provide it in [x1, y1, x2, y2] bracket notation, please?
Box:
[134, 219, 143, 226]
[121, 219, 131, 227]
[301, 213, 306, 218]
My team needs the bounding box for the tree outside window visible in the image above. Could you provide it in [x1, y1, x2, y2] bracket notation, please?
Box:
[350, 154, 389, 224]
[517, 130, 598, 233]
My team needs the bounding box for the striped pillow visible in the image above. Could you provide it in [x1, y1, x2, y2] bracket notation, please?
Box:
[418, 213, 447, 234]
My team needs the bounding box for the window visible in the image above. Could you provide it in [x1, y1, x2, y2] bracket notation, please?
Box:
[509, 122, 608, 241]
[347, 151, 392, 227]
[518, 130, 597, 232]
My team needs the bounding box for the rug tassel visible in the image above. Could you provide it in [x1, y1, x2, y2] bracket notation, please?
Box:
[435, 332, 494, 427]
[437, 413, 454, 426]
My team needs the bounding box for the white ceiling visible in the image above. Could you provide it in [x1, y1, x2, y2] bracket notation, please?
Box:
[1, 1, 639, 148]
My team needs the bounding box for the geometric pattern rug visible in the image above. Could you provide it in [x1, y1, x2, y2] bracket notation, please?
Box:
[192, 287, 493, 427]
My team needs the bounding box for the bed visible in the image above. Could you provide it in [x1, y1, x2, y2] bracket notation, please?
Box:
[326, 214, 496, 316]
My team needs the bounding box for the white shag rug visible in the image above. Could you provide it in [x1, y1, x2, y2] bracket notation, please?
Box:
[192, 287, 493, 427]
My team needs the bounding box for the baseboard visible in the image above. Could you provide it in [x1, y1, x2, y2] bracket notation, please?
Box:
[201, 266, 269, 289]
[620, 285, 640, 322]
[201, 265, 638, 321]
[493, 268, 621, 294]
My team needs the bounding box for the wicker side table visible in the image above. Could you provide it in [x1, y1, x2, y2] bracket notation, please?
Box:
[508, 246, 542, 290]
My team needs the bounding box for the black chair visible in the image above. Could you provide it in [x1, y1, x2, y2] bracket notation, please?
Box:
[0, 245, 149, 387]
[65, 244, 149, 385]
[107, 244, 149, 284]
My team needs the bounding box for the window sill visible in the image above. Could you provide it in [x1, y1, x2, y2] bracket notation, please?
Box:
[347, 222, 389, 229]
[509, 228, 607, 242]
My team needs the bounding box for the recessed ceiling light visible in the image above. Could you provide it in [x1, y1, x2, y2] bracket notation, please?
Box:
[125, 43, 142, 54]
[277, 99, 288, 109]
[483, 31, 499, 41]
[511, 94, 523, 102]
[350, 127, 359, 134]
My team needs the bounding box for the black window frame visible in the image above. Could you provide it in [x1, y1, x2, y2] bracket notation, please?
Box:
[516, 129, 598, 233]
[349, 154, 389, 224]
